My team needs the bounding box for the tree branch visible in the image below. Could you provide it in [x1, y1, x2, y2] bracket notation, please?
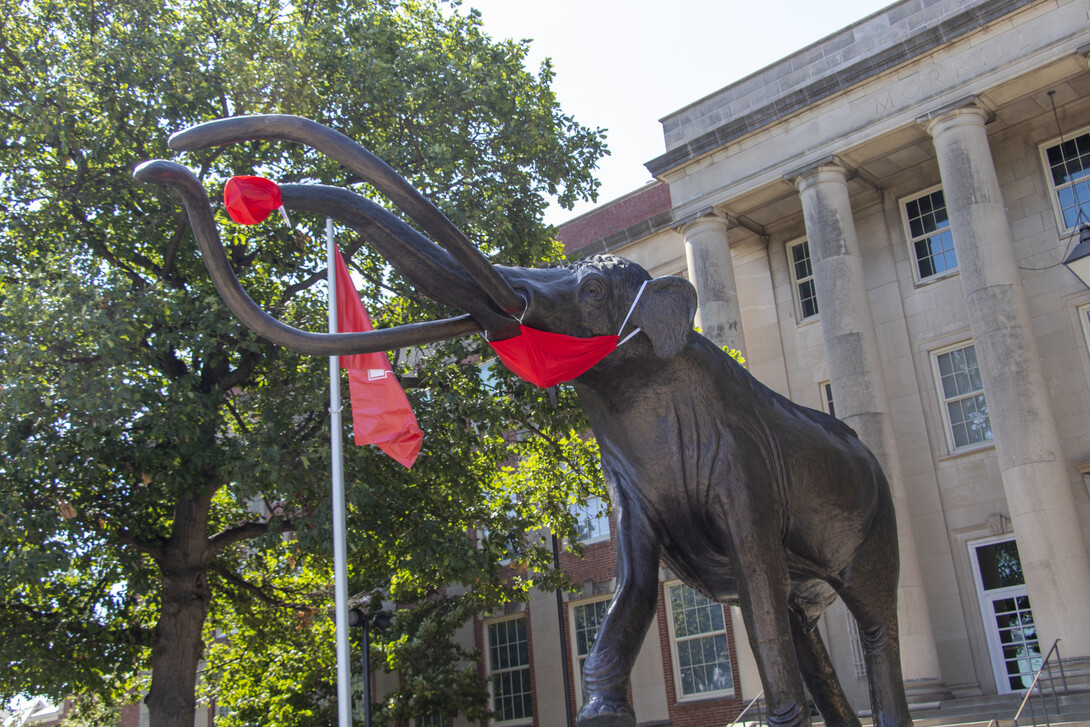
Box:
[0, 601, 153, 645]
[89, 518, 166, 561]
[208, 517, 294, 554]
[210, 563, 303, 609]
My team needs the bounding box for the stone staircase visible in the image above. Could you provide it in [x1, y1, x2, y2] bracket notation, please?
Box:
[735, 689, 1090, 727]
[908, 689, 1090, 727]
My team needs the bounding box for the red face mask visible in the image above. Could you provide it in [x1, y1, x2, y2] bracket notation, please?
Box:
[489, 281, 647, 388]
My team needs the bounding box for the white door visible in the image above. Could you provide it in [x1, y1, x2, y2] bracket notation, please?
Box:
[969, 536, 1042, 693]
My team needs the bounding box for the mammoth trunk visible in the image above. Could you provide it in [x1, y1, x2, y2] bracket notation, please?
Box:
[135, 115, 535, 355]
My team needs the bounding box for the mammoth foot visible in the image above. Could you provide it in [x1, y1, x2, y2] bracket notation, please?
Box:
[576, 696, 635, 727]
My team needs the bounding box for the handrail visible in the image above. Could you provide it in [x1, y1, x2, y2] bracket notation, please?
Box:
[1012, 639, 1068, 727]
[726, 690, 765, 727]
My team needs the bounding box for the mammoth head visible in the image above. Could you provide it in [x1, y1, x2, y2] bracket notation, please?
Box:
[502, 255, 697, 362]
[134, 115, 695, 368]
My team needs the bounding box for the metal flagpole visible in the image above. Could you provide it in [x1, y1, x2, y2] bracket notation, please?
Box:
[327, 217, 353, 727]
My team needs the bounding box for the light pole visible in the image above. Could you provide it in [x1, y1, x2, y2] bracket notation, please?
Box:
[349, 608, 392, 727]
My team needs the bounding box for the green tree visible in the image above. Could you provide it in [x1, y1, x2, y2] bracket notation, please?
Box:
[0, 1, 608, 726]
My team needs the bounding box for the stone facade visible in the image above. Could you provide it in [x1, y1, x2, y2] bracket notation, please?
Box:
[538, 0, 1090, 721]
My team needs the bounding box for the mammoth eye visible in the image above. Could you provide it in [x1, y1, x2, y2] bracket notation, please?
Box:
[581, 278, 607, 300]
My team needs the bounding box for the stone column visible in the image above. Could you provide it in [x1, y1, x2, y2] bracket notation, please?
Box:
[680, 214, 746, 356]
[734, 239, 790, 395]
[925, 104, 1090, 657]
[793, 161, 945, 692]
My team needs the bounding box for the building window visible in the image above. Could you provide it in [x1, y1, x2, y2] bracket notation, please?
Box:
[1041, 129, 1090, 231]
[570, 597, 611, 704]
[932, 343, 993, 451]
[414, 713, 446, 727]
[570, 495, 610, 543]
[820, 381, 835, 418]
[902, 187, 957, 281]
[665, 582, 734, 699]
[787, 239, 818, 321]
[486, 617, 532, 724]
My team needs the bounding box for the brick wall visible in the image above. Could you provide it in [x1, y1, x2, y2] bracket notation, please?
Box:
[120, 703, 141, 727]
[556, 184, 671, 255]
[558, 536, 616, 586]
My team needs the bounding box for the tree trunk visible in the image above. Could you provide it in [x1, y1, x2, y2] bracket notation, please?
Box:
[145, 491, 214, 727]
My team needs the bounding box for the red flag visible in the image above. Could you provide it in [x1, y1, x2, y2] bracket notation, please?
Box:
[224, 176, 283, 225]
[334, 247, 423, 468]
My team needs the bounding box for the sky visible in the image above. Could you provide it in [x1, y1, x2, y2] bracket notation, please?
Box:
[463, 0, 896, 225]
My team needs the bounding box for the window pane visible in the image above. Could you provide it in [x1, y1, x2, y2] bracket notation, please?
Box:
[936, 344, 992, 450]
[572, 600, 609, 658]
[571, 495, 610, 542]
[416, 712, 445, 727]
[1046, 132, 1090, 229]
[790, 241, 819, 319]
[487, 618, 531, 722]
[799, 280, 818, 319]
[915, 240, 936, 278]
[976, 540, 1025, 589]
[668, 584, 733, 697]
[906, 190, 957, 279]
[792, 241, 812, 277]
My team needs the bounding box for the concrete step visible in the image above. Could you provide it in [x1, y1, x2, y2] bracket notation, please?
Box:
[790, 689, 1090, 727]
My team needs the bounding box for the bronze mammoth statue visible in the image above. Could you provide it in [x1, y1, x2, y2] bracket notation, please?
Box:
[135, 115, 913, 727]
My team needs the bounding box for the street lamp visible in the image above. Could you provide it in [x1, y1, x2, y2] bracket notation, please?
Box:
[349, 608, 391, 727]
[1062, 224, 1090, 288]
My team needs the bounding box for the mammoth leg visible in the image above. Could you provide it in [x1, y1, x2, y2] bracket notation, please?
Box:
[787, 581, 861, 727]
[724, 497, 810, 727]
[577, 492, 661, 727]
[836, 502, 912, 727]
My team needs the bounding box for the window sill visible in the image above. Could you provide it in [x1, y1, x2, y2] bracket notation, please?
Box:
[674, 689, 737, 704]
[796, 314, 821, 329]
[937, 441, 995, 462]
[914, 268, 959, 288]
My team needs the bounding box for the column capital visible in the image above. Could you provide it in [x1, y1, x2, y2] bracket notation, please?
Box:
[918, 97, 994, 138]
[677, 210, 731, 238]
[787, 155, 851, 193]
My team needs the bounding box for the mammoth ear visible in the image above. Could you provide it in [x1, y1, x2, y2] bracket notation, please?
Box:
[630, 276, 698, 359]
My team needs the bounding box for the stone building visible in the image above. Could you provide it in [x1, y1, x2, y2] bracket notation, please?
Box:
[442, 0, 1090, 725]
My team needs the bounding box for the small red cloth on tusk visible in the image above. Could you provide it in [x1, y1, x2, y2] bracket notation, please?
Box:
[224, 176, 282, 225]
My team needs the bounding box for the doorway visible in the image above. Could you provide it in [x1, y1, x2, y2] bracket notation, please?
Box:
[969, 535, 1042, 693]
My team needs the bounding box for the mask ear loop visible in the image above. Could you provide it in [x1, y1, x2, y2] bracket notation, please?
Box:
[482, 293, 528, 343]
[617, 280, 649, 345]
[513, 293, 529, 324]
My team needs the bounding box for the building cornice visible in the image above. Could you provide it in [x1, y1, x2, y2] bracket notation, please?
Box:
[645, 0, 1036, 179]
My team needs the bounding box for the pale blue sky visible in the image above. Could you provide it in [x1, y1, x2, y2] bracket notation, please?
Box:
[464, 0, 895, 224]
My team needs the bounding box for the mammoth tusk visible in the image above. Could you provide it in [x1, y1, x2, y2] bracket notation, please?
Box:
[133, 159, 483, 355]
[277, 184, 512, 334]
[168, 114, 525, 317]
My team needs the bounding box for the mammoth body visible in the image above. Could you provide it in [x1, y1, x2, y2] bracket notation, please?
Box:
[136, 115, 913, 727]
[501, 258, 908, 727]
